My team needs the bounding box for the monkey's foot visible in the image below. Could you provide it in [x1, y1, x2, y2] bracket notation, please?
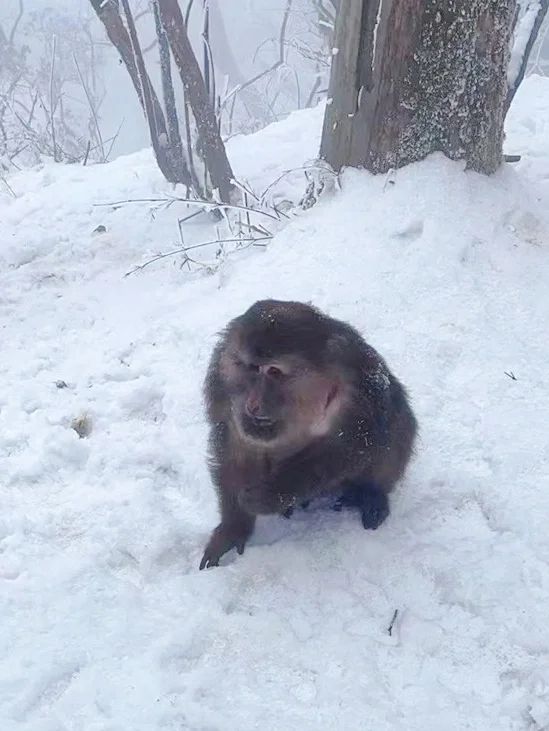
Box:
[333, 483, 389, 530]
[199, 522, 252, 570]
[360, 486, 389, 530]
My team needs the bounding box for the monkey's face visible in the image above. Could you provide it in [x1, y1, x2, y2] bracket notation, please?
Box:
[220, 346, 341, 448]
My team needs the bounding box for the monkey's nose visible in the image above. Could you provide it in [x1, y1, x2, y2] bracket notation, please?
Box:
[245, 399, 266, 418]
[245, 400, 258, 417]
[245, 402, 273, 425]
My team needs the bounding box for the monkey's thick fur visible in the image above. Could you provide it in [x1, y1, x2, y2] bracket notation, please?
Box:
[200, 300, 417, 569]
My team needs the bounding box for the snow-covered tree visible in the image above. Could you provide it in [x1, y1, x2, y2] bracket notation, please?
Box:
[321, 0, 519, 175]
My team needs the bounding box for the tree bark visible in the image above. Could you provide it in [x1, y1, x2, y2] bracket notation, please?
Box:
[321, 0, 518, 175]
[157, 0, 235, 203]
[120, 0, 195, 187]
[152, 0, 201, 193]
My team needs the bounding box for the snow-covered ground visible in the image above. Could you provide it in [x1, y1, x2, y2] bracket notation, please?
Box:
[1, 77, 549, 731]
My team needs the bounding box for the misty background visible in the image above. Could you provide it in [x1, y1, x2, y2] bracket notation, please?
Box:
[1, 0, 337, 166]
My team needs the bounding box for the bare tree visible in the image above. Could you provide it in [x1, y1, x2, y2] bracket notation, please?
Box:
[0, 5, 109, 167]
[89, 0, 190, 185]
[152, 0, 198, 191]
[321, 1, 518, 175]
[156, 0, 234, 202]
[90, 0, 234, 202]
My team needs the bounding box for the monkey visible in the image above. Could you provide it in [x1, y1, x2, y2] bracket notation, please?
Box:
[199, 299, 417, 569]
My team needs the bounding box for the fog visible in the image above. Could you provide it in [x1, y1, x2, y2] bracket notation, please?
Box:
[3, 1, 547, 170]
[1, 0, 328, 164]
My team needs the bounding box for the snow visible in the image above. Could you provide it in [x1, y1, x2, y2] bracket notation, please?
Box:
[1, 79, 549, 730]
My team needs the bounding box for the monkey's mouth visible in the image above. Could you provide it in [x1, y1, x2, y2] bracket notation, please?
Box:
[240, 413, 280, 441]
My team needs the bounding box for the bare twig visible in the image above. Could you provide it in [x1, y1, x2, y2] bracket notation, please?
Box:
[387, 609, 399, 636]
[185, 0, 196, 26]
[259, 163, 338, 201]
[94, 195, 282, 222]
[231, 176, 260, 202]
[178, 209, 203, 225]
[0, 175, 17, 198]
[125, 235, 271, 276]
[9, 0, 25, 46]
[220, 0, 292, 110]
[202, 0, 212, 102]
[74, 53, 105, 161]
[105, 117, 125, 160]
[305, 75, 323, 108]
[82, 140, 91, 166]
[504, 371, 518, 381]
[49, 35, 57, 161]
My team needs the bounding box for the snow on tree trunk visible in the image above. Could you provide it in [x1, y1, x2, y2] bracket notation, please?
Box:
[321, 0, 518, 175]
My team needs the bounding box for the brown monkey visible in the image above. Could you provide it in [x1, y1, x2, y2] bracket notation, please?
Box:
[200, 300, 417, 569]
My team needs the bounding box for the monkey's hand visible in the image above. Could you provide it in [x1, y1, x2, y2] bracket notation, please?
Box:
[199, 520, 254, 570]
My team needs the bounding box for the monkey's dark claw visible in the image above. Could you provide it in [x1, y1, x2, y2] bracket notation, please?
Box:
[282, 506, 294, 519]
[199, 523, 250, 569]
[199, 554, 218, 570]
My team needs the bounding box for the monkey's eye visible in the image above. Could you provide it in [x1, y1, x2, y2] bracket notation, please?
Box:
[266, 365, 284, 378]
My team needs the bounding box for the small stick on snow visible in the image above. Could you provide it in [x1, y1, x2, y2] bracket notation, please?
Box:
[387, 609, 399, 636]
[504, 371, 518, 381]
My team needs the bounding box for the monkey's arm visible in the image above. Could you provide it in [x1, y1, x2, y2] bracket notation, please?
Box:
[200, 423, 257, 569]
[200, 488, 256, 569]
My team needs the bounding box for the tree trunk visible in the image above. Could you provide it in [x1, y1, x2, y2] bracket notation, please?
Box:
[321, 0, 518, 175]
[89, 0, 167, 137]
[152, 0, 202, 194]
[157, 0, 235, 203]
[120, 0, 194, 188]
